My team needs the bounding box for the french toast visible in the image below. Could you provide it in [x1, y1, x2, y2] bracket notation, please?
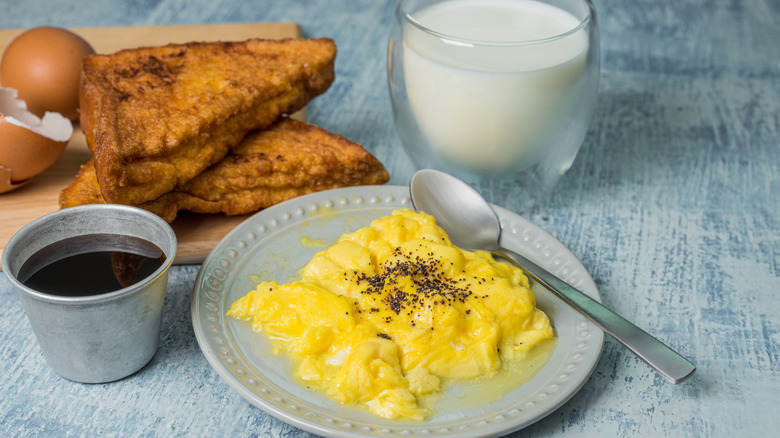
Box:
[60, 118, 390, 222]
[79, 37, 337, 205]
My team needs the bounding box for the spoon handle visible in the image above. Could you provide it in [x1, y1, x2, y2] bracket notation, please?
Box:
[494, 247, 696, 384]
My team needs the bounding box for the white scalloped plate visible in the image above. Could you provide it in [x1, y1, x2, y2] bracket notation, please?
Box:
[192, 185, 603, 437]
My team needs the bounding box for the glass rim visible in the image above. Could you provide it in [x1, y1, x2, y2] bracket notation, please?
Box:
[402, 0, 593, 47]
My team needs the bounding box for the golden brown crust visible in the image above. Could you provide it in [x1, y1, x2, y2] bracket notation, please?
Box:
[172, 118, 390, 216]
[79, 38, 337, 205]
[58, 161, 106, 209]
[60, 118, 390, 223]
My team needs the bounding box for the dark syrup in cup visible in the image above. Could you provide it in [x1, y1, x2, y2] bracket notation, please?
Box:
[18, 233, 166, 296]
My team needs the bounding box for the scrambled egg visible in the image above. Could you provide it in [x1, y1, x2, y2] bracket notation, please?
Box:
[226, 209, 554, 421]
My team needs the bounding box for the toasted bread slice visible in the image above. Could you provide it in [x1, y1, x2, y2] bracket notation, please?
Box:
[80, 37, 337, 205]
[60, 118, 390, 222]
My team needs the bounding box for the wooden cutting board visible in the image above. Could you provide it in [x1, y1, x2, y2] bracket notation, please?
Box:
[0, 23, 301, 267]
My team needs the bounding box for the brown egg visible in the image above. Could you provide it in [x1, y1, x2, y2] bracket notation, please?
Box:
[0, 87, 73, 193]
[0, 26, 95, 121]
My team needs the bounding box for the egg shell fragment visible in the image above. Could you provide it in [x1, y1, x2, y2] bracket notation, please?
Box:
[0, 87, 73, 192]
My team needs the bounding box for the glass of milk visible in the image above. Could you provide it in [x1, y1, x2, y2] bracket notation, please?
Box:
[388, 0, 599, 194]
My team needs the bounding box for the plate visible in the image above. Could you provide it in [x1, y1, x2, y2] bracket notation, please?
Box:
[191, 185, 604, 437]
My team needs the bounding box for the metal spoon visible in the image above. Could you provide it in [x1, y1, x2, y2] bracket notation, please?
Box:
[409, 169, 696, 384]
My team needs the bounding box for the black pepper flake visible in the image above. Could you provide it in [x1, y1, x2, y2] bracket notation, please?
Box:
[352, 246, 481, 319]
[377, 333, 391, 340]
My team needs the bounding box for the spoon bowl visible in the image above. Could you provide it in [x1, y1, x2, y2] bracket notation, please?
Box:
[410, 169, 696, 384]
[409, 171, 502, 252]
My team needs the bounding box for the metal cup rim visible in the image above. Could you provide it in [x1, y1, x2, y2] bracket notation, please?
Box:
[1, 204, 177, 305]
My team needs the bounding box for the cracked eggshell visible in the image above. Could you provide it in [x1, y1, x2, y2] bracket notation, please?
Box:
[0, 87, 73, 193]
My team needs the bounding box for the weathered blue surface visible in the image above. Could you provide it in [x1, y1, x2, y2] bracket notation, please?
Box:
[1, 0, 778, 436]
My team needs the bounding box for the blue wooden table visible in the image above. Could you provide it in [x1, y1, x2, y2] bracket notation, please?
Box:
[1, 0, 778, 436]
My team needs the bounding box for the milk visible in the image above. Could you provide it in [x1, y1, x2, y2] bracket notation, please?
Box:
[402, 0, 589, 172]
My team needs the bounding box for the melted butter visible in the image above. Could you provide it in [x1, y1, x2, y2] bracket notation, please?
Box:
[299, 204, 382, 244]
[299, 235, 330, 249]
[247, 274, 264, 284]
[420, 337, 557, 412]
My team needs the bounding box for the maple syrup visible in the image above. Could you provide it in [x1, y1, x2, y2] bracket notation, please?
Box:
[18, 233, 166, 297]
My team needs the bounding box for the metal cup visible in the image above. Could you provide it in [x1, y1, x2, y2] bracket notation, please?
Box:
[1, 204, 177, 383]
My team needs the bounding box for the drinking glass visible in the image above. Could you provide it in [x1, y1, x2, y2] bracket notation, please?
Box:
[388, 0, 599, 195]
